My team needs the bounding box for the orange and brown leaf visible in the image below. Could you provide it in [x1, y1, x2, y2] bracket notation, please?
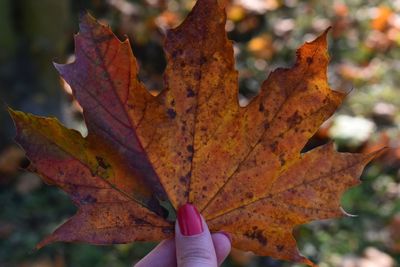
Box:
[10, 111, 174, 248]
[9, 0, 385, 265]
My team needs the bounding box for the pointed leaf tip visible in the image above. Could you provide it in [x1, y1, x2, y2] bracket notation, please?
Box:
[78, 10, 89, 20]
[77, 11, 104, 35]
[362, 147, 389, 165]
[304, 27, 331, 48]
[321, 26, 332, 45]
[7, 108, 25, 125]
[52, 62, 64, 72]
[7, 106, 16, 116]
[78, 10, 93, 24]
[0, 99, 9, 111]
[36, 234, 58, 250]
[340, 207, 358, 217]
[370, 146, 389, 159]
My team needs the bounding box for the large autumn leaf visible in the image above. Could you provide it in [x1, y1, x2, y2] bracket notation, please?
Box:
[10, 0, 384, 265]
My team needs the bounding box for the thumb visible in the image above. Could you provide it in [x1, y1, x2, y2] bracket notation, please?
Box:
[175, 204, 229, 267]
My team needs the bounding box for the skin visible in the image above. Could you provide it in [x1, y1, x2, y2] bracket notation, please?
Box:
[134, 216, 231, 267]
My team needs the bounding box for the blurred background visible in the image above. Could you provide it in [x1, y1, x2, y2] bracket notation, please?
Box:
[1, 0, 400, 266]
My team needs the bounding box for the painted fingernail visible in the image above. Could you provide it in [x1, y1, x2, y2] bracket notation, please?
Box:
[177, 203, 203, 236]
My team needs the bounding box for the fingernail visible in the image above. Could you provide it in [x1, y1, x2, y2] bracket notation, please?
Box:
[177, 203, 203, 236]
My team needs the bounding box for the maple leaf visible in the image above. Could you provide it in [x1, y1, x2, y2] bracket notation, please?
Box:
[9, 0, 385, 266]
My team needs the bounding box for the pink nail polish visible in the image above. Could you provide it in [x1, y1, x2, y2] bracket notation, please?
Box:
[177, 204, 203, 236]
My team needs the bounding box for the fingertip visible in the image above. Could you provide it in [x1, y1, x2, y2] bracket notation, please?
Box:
[212, 233, 231, 265]
[219, 231, 232, 243]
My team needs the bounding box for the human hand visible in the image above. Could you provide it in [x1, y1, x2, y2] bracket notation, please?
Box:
[134, 204, 231, 267]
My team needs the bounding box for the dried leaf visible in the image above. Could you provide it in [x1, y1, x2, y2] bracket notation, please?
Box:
[9, 0, 385, 265]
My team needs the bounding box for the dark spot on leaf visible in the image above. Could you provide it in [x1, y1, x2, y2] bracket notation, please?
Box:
[306, 57, 313, 65]
[101, 71, 108, 79]
[94, 156, 111, 177]
[96, 156, 109, 169]
[202, 186, 207, 191]
[171, 49, 182, 58]
[80, 195, 97, 205]
[276, 245, 285, 252]
[167, 108, 177, 119]
[187, 145, 194, 153]
[134, 218, 149, 225]
[170, 100, 175, 106]
[259, 103, 265, 112]
[194, 71, 201, 80]
[279, 155, 286, 166]
[270, 141, 278, 152]
[179, 176, 187, 185]
[186, 106, 193, 113]
[187, 87, 195, 97]
[286, 111, 302, 128]
[199, 56, 207, 65]
[179, 171, 191, 185]
[245, 192, 254, 199]
[244, 229, 268, 246]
